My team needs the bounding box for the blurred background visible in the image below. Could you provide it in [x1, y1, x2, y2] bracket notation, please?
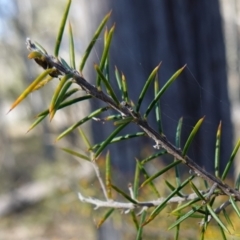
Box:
[1, 0, 240, 239]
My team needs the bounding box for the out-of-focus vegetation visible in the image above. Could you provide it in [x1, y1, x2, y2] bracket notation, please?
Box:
[0, 1, 96, 239]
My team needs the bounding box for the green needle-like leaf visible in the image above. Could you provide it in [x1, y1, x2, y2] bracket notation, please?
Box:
[32, 75, 54, 91]
[136, 63, 161, 112]
[53, 80, 73, 106]
[104, 27, 108, 46]
[104, 114, 121, 121]
[182, 116, 205, 156]
[154, 74, 163, 134]
[144, 65, 186, 118]
[218, 223, 228, 240]
[133, 159, 140, 199]
[28, 95, 89, 132]
[8, 69, 53, 113]
[215, 121, 222, 178]
[103, 57, 110, 83]
[32, 41, 48, 54]
[206, 204, 230, 233]
[143, 175, 194, 226]
[190, 181, 205, 201]
[115, 66, 123, 94]
[169, 205, 202, 230]
[136, 210, 147, 240]
[95, 64, 119, 104]
[113, 116, 133, 125]
[175, 117, 183, 149]
[165, 181, 184, 198]
[111, 184, 138, 204]
[141, 150, 167, 165]
[171, 198, 201, 214]
[95, 121, 129, 158]
[102, 28, 110, 85]
[50, 80, 73, 120]
[200, 220, 207, 240]
[103, 114, 123, 122]
[68, 22, 76, 69]
[61, 88, 79, 101]
[78, 127, 92, 149]
[140, 160, 181, 188]
[174, 216, 180, 240]
[97, 24, 115, 87]
[235, 173, 240, 190]
[56, 106, 109, 141]
[208, 196, 216, 210]
[131, 211, 139, 230]
[222, 208, 234, 230]
[54, 0, 71, 57]
[49, 74, 73, 120]
[105, 151, 112, 199]
[229, 196, 240, 218]
[97, 208, 115, 228]
[222, 138, 240, 180]
[121, 72, 129, 103]
[79, 11, 112, 71]
[60, 147, 90, 161]
[175, 117, 183, 186]
[137, 161, 160, 198]
[37, 95, 92, 117]
[27, 114, 48, 133]
[90, 132, 145, 150]
[59, 57, 72, 71]
[61, 93, 90, 104]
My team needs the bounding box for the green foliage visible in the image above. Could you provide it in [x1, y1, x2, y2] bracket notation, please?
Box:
[11, 1, 240, 239]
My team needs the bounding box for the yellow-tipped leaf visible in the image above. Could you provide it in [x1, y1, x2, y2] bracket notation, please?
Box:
[8, 69, 53, 113]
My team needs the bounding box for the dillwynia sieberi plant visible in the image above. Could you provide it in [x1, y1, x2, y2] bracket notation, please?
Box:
[9, 0, 240, 239]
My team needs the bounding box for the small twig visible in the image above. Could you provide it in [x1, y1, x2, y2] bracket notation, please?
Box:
[205, 183, 218, 200]
[91, 159, 109, 201]
[215, 200, 231, 215]
[77, 190, 210, 210]
[128, 184, 135, 200]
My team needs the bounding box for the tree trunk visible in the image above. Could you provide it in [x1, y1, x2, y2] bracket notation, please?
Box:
[81, 0, 232, 173]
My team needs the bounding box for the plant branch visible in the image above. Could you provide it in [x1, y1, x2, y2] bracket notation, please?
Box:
[77, 191, 208, 210]
[26, 38, 240, 201]
[90, 155, 109, 201]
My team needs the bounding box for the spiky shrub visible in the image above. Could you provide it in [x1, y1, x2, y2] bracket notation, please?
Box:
[10, 0, 240, 239]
